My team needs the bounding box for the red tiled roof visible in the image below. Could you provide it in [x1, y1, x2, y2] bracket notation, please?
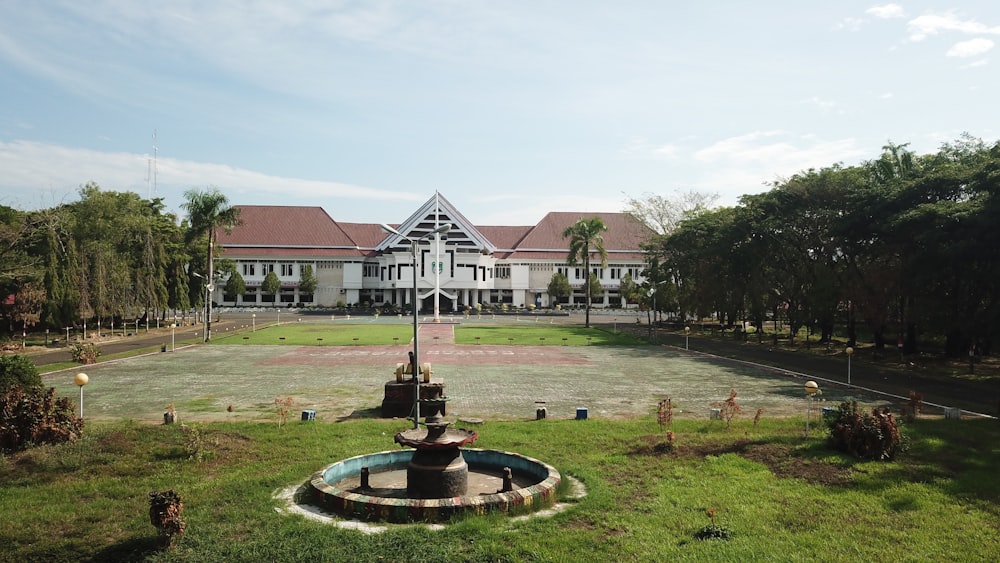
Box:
[507, 212, 653, 259]
[220, 205, 653, 262]
[220, 247, 367, 258]
[339, 222, 391, 249]
[476, 225, 532, 250]
[218, 206, 356, 247]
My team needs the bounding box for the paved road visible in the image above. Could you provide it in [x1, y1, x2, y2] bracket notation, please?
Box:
[646, 327, 997, 417]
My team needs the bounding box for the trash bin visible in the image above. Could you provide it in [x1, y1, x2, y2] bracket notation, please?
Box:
[161, 344, 167, 353]
[575, 407, 588, 420]
[301, 410, 316, 421]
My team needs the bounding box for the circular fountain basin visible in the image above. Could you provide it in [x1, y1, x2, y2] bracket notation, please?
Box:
[309, 448, 561, 523]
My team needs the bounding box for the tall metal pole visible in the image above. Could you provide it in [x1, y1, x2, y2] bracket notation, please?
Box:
[411, 240, 420, 429]
[380, 223, 451, 430]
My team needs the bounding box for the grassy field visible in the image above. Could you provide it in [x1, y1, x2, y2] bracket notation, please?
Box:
[14, 321, 997, 560]
[1, 416, 997, 561]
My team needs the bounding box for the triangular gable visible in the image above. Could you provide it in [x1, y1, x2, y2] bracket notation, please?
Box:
[376, 192, 497, 254]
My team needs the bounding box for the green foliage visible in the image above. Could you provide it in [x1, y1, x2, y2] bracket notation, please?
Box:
[825, 400, 907, 461]
[69, 341, 101, 364]
[0, 386, 84, 453]
[261, 271, 281, 297]
[298, 264, 318, 296]
[547, 272, 571, 306]
[223, 271, 246, 300]
[0, 354, 41, 392]
[180, 423, 210, 462]
[562, 216, 608, 327]
[650, 137, 1000, 355]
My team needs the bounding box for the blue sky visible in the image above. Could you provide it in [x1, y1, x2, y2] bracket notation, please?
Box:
[1, 2, 997, 225]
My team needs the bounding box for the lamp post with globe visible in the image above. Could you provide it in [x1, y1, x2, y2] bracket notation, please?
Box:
[380, 222, 452, 429]
[74, 372, 89, 418]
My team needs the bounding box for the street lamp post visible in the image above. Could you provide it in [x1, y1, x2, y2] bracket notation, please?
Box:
[252, 313, 256, 332]
[74, 372, 89, 418]
[192, 272, 215, 342]
[845, 346, 854, 386]
[685, 326, 691, 350]
[804, 380, 820, 438]
[381, 222, 452, 429]
[170, 323, 176, 351]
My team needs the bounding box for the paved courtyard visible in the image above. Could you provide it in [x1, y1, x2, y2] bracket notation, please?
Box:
[43, 323, 883, 423]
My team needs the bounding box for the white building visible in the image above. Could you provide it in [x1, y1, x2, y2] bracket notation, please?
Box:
[215, 193, 653, 310]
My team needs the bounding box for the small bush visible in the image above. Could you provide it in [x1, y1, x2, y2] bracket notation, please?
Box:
[825, 401, 907, 461]
[657, 397, 673, 431]
[149, 489, 185, 548]
[180, 423, 210, 462]
[0, 355, 42, 392]
[711, 389, 742, 429]
[0, 386, 84, 453]
[70, 342, 101, 364]
[695, 507, 732, 541]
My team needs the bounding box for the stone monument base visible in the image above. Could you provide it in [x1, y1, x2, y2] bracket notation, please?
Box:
[381, 381, 446, 418]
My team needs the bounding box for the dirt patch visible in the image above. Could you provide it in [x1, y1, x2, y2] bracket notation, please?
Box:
[633, 436, 853, 486]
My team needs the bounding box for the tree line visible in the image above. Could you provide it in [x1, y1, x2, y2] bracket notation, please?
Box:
[638, 135, 1000, 357]
[0, 184, 241, 336]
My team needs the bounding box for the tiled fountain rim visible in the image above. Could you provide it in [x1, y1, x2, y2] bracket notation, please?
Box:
[309, 448, 562, 523]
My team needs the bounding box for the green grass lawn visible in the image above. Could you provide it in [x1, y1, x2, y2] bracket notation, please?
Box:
[2, 416, 997, 561]
[209, 323, 643, 347]
[454, 325, 644, 346]
[213, 324, 416, 346]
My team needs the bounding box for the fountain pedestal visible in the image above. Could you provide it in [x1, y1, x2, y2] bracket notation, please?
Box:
[394, 400, 477, 499]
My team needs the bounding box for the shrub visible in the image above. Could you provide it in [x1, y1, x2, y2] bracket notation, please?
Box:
[149, 489, 186, 548]
[70, 342, 101, 364]
[825, 401, 907, 461]
[0, 386, 84, 453]
[711, 389, 742, 429]
[657, 397, 673, 431]
[695, 507, 732, 541]
[0, 355, 42, 392]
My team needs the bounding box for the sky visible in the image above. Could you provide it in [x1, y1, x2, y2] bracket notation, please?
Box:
[1, 2, 998, 226]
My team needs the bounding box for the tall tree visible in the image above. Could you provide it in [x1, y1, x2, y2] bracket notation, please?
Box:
[622, 189, 718, 235]
[262, 271, 281, 305]
[224, 271, 247, 303]
[546, 272, 571, 308]
[562, 217, 608, 328]
[298, 265, 317, 301]
[182, 188, 241, 341]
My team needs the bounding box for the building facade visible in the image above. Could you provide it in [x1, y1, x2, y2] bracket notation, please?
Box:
[214, 193, 653, 311]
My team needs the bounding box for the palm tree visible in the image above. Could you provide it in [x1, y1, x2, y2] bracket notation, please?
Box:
[562, 217, 608, 328]
[182, 188, 241, 341]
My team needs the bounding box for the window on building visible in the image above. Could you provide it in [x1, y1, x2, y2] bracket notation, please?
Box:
[242, 263, 256, 276]
[363, 264, 379, 277]
[496, 265, 511, 279]
[264, 263, 275, 274]
[281, 263, 295, 277]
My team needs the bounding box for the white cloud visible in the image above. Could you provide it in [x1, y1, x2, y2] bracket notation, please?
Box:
[619, 138, 679, 160]
[961, 59, 989, 68]
[947, 38, 995, 57]
[880, 92, 894, 99]
[802, 96, 844, 114]
[0, 140, 421, 209]
[867, 4, 906, 19]
[835, 17, 866, 32]
[693, 132, 867, 174]
[908, 13, 1000, 42]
